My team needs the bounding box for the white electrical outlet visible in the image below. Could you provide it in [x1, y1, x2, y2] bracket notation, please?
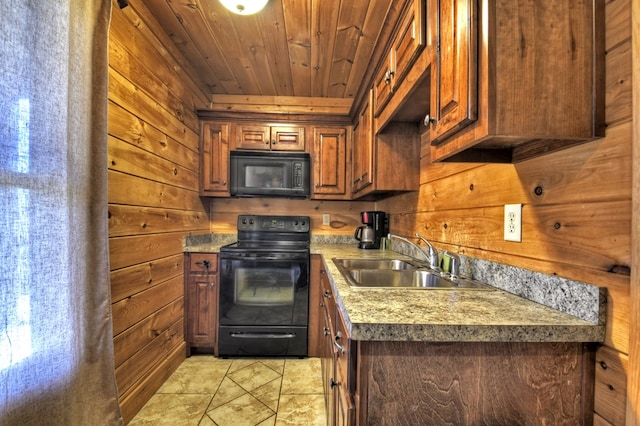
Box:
[322, 214, 331, 225]
[504, 204, 522, 242]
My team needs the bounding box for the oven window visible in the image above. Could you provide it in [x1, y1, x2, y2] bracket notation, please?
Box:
[235, 267, 296, 305]
[245, 165, 284, 188]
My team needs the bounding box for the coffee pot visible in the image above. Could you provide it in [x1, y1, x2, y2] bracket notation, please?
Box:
[354, 211, 387, 249]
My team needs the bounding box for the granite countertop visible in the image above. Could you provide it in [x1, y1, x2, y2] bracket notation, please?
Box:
[311, 243, 605, 343]
[184, 236, 605, 344]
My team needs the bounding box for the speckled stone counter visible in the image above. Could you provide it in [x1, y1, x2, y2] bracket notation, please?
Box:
[311, 243, 605, 343]
[183, 235, 605, 344]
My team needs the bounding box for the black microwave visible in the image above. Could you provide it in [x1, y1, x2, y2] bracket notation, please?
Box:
[229, 151, 311, 198]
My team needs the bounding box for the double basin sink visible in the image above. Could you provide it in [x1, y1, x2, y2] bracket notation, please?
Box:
[333, 258, 493, 290]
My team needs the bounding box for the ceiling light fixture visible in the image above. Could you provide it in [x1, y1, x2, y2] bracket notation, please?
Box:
[219, 0, 268, 15]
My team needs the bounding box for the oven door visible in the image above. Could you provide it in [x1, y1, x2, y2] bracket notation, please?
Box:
[218, 251, 309, 356]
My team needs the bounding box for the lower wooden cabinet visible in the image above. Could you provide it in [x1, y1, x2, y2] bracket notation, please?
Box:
[184, 253, 218, 356]
[314, 256, 356, 426]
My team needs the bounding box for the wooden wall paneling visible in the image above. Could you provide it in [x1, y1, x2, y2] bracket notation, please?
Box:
[108, 33, 200, 133]
[110, 254, 184, 303]
[112, 0, 211, 108]
[108, 136, 198, 190]
[606, 40, 632, 126]
[109, 68, 197, 148]
[395, 200, 629, 272]
[111, 275, 183, 336]
[606, 0, 631, 51]
[108, 204, 209, 238]
[113, 297, 184, 368]
[116, 318, 184, 397]
[118, 343, 185, 424]
[627, 0, 640, 422]
[209, 198, 376, 235]
[108, 171, 207, 212]
[109, 232, 188, 271]
[595, 345, 629, 425]
[108, 101, 199, 168]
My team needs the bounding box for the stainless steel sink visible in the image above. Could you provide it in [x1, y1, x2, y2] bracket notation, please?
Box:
[348, 269, 491, 289]
[334, 258, 419, 270]
[332, 258, 493, 290]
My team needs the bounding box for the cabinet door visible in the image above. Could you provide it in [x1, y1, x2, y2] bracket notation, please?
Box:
[271, 126, 306, 151]
[185, 253, 218, 355]
[236, 124, 271, 150]
[312, 127, 349, 199]
[186, 275, 217, 347]
[351, 92, 373, 195]
[200, 123, 229, 196]
[392, 0, 426, 89]
[429, 0, 477, 144]
[373, 53, 395, 117]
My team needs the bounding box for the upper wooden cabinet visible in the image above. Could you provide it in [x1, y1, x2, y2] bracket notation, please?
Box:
[352, 92, 374, 195]
[312, 126, 350, 200]
[200, 122, 230, 196]
[352, 91, 420, 199]
[236, 123, 305, 151]
[427, 0, 605, 163]
[373, 0, 426, 116]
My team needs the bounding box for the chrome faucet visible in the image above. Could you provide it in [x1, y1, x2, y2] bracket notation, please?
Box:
[415, 233, 440, 270]
[387, 233, 440, 271]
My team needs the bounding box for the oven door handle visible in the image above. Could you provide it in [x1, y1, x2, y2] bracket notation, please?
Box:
[221, 253, 307, 261]
[229, 332, 297, 339]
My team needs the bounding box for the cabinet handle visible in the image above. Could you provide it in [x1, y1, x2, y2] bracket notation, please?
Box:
[423, 114, 435, 126]
[384, 69, 395, 84]
[323, 290, 332, 299]
[334, 331, 345, 355]
[330, 378, 340, 388]
[195, 260, 211, 269]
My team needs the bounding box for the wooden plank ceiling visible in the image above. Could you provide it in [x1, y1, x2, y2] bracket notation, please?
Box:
[143, 0, 396, 113]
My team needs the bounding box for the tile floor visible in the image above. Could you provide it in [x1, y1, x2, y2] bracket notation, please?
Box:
[129, 356, 326, 426]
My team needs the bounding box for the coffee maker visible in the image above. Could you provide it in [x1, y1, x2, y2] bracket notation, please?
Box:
[354, 211, 388, 249]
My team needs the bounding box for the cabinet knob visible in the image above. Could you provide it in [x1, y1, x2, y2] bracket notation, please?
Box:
[323, 290, 332, 299]
[383, 69, 394, 84]
[423, 114, 435, 126]
[222, 180, 227, 185]
[272, 140, 277, 144]
[330, 378, 340, 388]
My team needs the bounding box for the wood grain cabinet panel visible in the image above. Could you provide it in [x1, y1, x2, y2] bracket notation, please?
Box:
[184, 253, 218, 356]
[428, 0, 605, 163]
[200, 122, 230, 196]
[312, 126, 349, 200]
[236, 123, 305, 151]
[373, 0, 426, 117]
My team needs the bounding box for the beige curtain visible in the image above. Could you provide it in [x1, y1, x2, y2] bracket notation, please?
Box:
[0, 1, 122, 424]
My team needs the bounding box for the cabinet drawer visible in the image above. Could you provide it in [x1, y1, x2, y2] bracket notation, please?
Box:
[189, 253, 218, 274]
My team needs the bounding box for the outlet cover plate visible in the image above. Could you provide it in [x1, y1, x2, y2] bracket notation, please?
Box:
[504, 204, 522, 242]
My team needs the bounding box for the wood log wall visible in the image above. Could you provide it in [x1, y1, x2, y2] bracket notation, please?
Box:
[106, 0, 634, 424]
[107, 2, 210, 422]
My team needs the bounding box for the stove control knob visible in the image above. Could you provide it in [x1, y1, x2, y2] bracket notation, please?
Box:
[242, 218, 247, 224]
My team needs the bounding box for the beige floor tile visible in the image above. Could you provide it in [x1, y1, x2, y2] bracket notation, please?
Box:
[261, 358, 286, 374]
[251, 376, 283, 411]
[158, 357, 231, 394]
[257, 415, 276, 426]
[281, 358, 323, 395]
[207, 376, 248, 410]
[207, 393, 275, 426]
[227, 361, 282, 392]
[128, 393, 211, 426]
[275, 394, 326, 426]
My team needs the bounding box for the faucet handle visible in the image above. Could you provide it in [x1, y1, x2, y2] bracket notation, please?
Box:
[441, 252, 461, 277]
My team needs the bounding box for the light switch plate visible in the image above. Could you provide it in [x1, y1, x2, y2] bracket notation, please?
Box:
[322, 214, 330, 225]
[504, 204, 522, 242]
